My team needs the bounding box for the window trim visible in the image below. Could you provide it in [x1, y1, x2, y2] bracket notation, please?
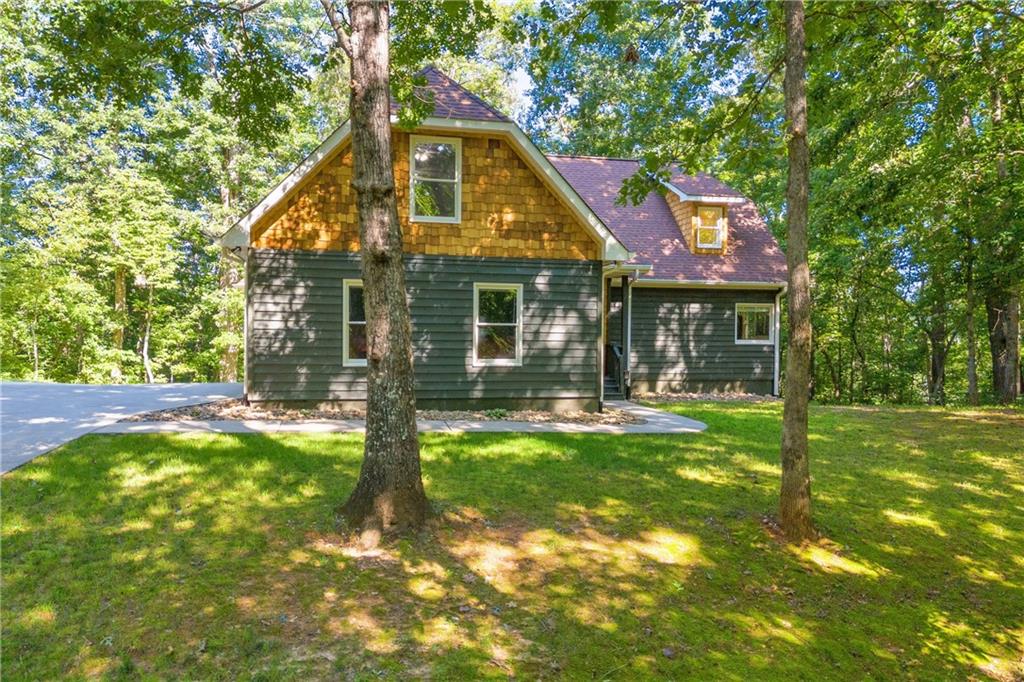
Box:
[735, 302, 774, 345]
[473, 282, 524, 367]
[696, 205, 725, 249]
[409, 134, 462, 224]
[343, 279, 367, 367]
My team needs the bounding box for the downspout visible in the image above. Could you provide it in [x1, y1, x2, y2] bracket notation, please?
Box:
[773, 288, 783, 396]
[624, 272, 635, 399]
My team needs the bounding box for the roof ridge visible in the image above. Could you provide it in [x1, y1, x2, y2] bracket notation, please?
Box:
[419, 65, 510, 122]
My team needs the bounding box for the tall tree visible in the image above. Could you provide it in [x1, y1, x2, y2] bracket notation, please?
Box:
[778, 0, 814, 542]
[32, 0, 493, 539]
[320, 0, 427, 539]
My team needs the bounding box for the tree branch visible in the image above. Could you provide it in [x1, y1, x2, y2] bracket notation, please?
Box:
[318, 0, 352, 58]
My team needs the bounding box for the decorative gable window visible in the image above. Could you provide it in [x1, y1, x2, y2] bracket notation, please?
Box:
[735, 303, 774, 344]
[343, 279, 367, 366]
[473, 283, 523, 366]
[410, 135, 461, 223]
[696, 205, 725, 249]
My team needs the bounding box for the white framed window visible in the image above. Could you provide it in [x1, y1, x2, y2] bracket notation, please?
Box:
[410, 135, 461, 223]
[343, 279, 367, 367]
[696, 205, 725, 249]
[736, 303, 774, 345]
[473, 283, 523, 367]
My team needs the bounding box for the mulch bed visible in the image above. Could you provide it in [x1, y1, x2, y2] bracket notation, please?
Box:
[121, 399, 644, 425]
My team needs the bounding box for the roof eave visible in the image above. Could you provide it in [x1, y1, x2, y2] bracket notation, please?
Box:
[660, 181, 747, 205]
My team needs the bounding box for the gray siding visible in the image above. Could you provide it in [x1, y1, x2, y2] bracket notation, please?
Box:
[609, 286, 778, 394]
[247, 250, 601, 408]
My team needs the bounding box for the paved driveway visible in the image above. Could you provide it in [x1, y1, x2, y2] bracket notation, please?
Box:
[1, 382, 242, 473]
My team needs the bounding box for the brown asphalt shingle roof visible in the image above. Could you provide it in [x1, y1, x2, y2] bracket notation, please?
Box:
[391, 66, 510, 122]
[548, 155, 787, 284]
[390, 67, 784, 284]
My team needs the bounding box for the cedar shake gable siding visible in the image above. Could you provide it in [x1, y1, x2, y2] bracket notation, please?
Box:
[548, 155, 787, 284]
[251, 132, 599, 261]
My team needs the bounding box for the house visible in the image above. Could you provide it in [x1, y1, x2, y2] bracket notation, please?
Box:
[220, 68, 787, 411]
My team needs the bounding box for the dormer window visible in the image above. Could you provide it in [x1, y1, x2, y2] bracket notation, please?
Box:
[410, 135, 461, 223]
[696, 205, 725, 249]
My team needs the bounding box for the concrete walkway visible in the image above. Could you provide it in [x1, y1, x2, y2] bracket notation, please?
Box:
[94, 399, 706, 436]
[1, 382, 242, 472]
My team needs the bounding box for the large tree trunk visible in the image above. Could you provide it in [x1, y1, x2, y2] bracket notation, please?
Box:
[988, 292, 1021, 404]
[340, 0, 428, 543]
[779, 0, 815, 544]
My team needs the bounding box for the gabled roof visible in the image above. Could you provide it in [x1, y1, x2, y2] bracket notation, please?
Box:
[391, 66, 510, 122]
[221, 69, 630, 261]
[547, 155, 787, 285]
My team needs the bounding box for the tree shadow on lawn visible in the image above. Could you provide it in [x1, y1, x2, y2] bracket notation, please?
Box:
[2, 403, 1022, 680]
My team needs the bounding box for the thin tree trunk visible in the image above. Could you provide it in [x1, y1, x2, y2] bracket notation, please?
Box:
[142, 286, 155, 384]
[965, 232, 979, 405]
[31, 317, 39, 381]
[218, 147, 241, 383]
[779, 0, 815, 543]
[927, 269, 948, 405]
[112, 265, 126, 381]
[339, 0, 428, 543]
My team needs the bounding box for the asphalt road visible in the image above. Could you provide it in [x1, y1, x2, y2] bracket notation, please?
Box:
[0, 382, 242, 473]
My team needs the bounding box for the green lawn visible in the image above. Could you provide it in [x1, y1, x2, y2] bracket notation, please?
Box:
[2, 403, 1022, 680]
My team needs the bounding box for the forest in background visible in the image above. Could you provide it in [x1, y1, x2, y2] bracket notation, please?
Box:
[2, 0, 1021, 406]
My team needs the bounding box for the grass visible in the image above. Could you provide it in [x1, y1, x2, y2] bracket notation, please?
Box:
[2, 402, 1022, 680]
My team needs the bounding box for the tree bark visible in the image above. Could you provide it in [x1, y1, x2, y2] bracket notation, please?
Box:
[965, 230, 979, 405]
[142, 286, 155, 384]
[218, 146, 242, 383]
[779, 0, 815, 543]
[339, 0, 428, 543]
[926, 269, 948, 406]
[112, 264, 126, 381]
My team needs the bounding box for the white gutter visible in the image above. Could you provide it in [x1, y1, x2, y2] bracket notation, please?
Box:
[633, 278, 788, 291]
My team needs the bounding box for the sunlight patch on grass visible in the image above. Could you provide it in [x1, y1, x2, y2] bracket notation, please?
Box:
[883, 509, 947, 537]
[725, 612, 813, 646]
[116, 459, 198, 489]
[793, 543, 887, 577]
[674, 465, 730, 486]
[873, 468, 938, 491]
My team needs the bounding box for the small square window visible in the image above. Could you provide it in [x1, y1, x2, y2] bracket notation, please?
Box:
[343, 280, 367, 366]
[474, 283, 523, 366]
[410, 136, 461, 223]
[736, 303, 774, 344]
[696, 205, 725, 249]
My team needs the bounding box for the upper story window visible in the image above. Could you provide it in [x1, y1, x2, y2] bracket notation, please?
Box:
[410, 135, 461, 223]
[735, 303, 774, 344]
[696, 205, 725, 249]
[343, 279, 367, 366]
[473, 283, 523, 366]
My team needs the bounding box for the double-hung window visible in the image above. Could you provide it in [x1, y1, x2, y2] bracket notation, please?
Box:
[410, 135, 461, 223]
[735, 303, 774, 344]
[696, 205, 725, 249]
[343, 279, 367, 366]
[473, 283, 523, 366]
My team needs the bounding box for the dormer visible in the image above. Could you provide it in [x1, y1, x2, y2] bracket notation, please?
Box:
[661, 181, 746, 256]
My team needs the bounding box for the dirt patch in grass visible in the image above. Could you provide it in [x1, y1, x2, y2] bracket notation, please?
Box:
[121, 399, 644, 425]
